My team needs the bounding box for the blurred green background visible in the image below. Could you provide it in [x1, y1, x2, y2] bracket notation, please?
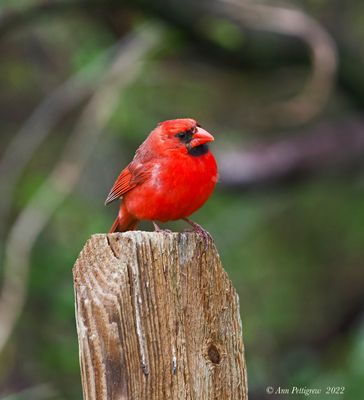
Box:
[1, 1, 364, 399]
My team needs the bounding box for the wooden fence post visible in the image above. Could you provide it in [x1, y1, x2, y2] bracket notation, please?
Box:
[73, 232, 248, 399]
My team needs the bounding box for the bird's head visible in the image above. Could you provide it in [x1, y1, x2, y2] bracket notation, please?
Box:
[156, 118, 214, 156]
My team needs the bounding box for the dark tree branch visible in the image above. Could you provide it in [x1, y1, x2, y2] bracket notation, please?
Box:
[218, 117, 364, 190]
[0, 0, 312, 68]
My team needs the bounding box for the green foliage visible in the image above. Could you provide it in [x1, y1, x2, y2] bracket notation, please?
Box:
[202, 17, 245, 51]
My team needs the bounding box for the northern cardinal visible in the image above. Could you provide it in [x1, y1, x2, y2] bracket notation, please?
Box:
[105, 118, 218, 236]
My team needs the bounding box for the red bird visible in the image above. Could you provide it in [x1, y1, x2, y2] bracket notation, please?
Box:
[105, 118, 218, 236]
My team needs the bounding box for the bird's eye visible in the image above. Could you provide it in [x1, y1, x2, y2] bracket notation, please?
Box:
[175, 129, 194, 143]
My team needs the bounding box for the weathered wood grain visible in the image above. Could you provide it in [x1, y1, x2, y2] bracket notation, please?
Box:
[73, 232, 247, 400]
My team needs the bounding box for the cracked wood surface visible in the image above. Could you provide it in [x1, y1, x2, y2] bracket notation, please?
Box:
[73, 232, 247, 400]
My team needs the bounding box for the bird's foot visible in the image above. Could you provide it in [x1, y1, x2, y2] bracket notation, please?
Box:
[183, 218, 211, 252]
[153, 221, 172, 233]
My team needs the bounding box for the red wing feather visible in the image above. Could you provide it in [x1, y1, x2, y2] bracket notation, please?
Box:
[105, 161, 150, 205]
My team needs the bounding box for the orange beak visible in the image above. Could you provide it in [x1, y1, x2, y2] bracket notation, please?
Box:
[190, 127, 214, 148]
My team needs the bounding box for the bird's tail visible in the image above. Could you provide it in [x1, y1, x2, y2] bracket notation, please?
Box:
[109, 204, 138, 233]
